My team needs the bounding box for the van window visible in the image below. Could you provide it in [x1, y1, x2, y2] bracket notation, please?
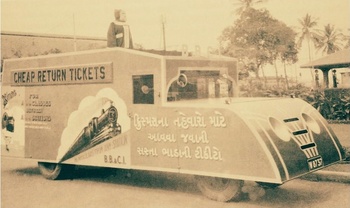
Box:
[133, 75, 154, 104]
[167, 70, 233, 102]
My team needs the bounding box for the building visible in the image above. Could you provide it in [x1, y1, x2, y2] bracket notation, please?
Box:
[1, 31, 107, 61]
[301, 49, 350, 89]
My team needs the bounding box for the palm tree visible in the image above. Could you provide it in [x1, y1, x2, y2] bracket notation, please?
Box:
[313, 24, 344, 54]
[297, 14, 319, 59]
[232, 0, 267, 15]
[297, 13, 318, 82]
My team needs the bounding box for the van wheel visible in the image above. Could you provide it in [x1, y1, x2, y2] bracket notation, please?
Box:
[195, 176, 243, 202]
[38, 162, 73, 180]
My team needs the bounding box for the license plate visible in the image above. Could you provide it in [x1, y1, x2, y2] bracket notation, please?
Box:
[308, 156, 323, 171]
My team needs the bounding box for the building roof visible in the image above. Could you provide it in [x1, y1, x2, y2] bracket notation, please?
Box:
[300, 49, 350, 69]
[1, 31, 106, 41]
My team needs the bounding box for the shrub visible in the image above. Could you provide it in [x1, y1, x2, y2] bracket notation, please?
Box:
[239, 80, 350, 121]
[303, 89, 350, 121]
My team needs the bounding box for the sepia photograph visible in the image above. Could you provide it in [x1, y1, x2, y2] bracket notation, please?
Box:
[1, 0, 350, 207]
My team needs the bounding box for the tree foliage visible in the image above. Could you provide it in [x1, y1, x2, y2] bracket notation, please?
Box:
[297, 13, 318, 50]
[219, 8, 298, 78]
[232, 0, 267, 15]
[313, 24, 345, 54]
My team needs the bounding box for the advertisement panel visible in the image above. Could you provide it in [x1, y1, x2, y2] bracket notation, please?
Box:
[1, 87, 25, 157]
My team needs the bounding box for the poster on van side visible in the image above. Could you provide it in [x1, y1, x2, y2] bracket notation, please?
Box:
[1, 87, 25, 157]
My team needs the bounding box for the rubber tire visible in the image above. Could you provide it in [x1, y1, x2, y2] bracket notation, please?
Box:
[195, 176, 243, 202]
[38, 162, 73, 180]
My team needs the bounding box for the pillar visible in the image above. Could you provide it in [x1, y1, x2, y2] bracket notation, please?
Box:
[321, 68, 330, 88]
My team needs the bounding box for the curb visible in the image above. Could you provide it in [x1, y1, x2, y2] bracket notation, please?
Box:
[301, 170, 350, 183]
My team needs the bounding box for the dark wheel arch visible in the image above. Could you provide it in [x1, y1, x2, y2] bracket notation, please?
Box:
[38, 162, 74, 180]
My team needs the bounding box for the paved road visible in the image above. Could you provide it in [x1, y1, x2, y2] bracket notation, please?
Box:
[1, 157, 350, 208]
[329, 124, 350, 147]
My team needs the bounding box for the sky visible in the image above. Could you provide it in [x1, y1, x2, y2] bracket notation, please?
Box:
[1, 0, 349, 80]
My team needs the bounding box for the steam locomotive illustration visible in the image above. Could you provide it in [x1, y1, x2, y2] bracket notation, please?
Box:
[60, 104, 121, 162]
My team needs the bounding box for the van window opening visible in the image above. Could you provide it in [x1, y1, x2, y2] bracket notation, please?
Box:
[167, 70, 234, 102]
[133, 74, 154, 104]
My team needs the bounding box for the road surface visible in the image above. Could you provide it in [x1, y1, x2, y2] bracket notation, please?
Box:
[1, 156, 350, 208]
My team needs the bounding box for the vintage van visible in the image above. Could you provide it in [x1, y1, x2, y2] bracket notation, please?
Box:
[1, 47, 344, 202]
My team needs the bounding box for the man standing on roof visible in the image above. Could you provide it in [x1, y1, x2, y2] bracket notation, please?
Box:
[107, 9, 133, 49]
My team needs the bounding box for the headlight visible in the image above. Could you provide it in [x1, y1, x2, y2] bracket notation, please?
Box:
[269, 117, 291, 142]
[301, 113, 320, 134]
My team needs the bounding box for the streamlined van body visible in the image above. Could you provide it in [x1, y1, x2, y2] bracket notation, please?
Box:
[1, 48, 344, 201]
